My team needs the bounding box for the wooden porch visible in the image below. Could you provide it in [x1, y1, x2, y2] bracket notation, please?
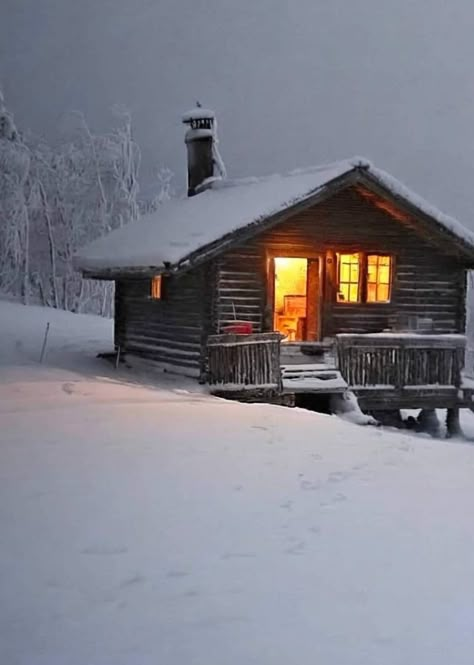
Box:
[207, 331, 469, 412]
[336, 333, 466, 410]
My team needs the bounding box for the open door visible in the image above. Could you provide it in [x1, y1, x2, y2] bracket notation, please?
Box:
[271, 257, 321, 341]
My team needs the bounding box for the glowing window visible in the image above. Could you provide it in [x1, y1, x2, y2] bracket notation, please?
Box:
[151, 275, 162, 299]
[367, 255, 392, 302]
[337, 253, 361, 302]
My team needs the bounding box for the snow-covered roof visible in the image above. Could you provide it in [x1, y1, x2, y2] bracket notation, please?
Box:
[75, 157, 474, 276]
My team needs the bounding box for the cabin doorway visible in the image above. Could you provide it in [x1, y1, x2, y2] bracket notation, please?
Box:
[271, 256, 321, 342]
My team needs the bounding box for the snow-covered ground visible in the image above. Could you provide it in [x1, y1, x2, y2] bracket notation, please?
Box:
[2, 300, 474, 665]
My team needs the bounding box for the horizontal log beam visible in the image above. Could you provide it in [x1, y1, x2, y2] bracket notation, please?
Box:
[337, 334, 465, 349]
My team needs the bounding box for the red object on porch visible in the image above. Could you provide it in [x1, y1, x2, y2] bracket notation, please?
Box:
[222, 321, 253, 334]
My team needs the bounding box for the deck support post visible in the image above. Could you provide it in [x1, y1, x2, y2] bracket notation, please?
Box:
[446, 407, 462, 438]
[417, 409, 441, 437]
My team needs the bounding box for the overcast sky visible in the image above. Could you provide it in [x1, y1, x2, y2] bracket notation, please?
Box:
[2, 0, 474, 224]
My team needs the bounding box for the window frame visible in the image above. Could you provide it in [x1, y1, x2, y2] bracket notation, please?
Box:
[366, 254, 392, 304]
[336, 252, 394, 305]
[336, 252, 362, 304]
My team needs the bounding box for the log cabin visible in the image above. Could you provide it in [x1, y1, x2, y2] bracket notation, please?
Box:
[75, 107, 474, 426]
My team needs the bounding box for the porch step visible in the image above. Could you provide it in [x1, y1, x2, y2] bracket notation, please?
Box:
[281, 364, 347, 394]
[280, 343, 334, 367]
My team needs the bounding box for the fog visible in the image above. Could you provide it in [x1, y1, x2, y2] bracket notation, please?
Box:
[2, 0, 474, 222]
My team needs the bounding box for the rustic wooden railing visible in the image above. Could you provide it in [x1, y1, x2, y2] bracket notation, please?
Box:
[336, 334, 465, 389]
[207, 332, 282, 391]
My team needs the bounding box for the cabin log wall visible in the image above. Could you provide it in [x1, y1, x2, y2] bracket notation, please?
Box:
[217, 187, 467, 337]
[115, 266, 210, 378]
[214, 244, 266, 333]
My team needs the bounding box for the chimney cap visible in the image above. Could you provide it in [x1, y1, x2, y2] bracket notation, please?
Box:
[182, 107, 215, 124]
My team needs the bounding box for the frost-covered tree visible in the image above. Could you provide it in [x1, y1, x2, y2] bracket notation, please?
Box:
[32, 108, 142, 314]
[140, 167, 175, 214]
[0, 89, 31, 302]
[0, 94, 158, 316]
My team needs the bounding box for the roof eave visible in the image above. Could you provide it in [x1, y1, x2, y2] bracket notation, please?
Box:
[79, 264, 167, 280]
[358, 170, 474, 264]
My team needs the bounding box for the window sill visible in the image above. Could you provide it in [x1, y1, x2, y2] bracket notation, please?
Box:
[335, 301, 392, 306]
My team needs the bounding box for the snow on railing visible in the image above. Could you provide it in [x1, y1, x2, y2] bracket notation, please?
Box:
[336, 333, 465, 389]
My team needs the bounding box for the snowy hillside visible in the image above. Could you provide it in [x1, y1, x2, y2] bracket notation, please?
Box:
[2, 301, 474, 664]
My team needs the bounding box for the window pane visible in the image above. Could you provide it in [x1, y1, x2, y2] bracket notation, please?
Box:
[367, 283, 377, 302]
[337, 284, 349, 302]
[378, 284, 390, 301]
[350, 263, 359, 280]
[379, 266, 390, 283]
[349, 284, 359, 302]
[367, 263, 377, 282]
[340, 263, 350, 282]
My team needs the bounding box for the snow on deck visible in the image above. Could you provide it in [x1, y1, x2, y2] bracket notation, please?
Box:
[75, 157, 474, 274]
[281, 364, 347, 393]
[3, 300, 474, 664]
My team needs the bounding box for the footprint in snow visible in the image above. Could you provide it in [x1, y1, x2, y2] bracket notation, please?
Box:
[327, 471, 350, 483]
[333, 492, 348, 502]
[119, 574, 145, 588]
[320, 493, 348, 508]
[221, 552, 256, 560]
[285, 540, 306, 555]
[300, 480, 320, 491]
[183, 589, 200, 597]
[351, 463, 368, 471]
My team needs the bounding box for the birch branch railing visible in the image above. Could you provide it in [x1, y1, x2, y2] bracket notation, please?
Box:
[336, 334, 465, 389]
[207, 332, 282, 391]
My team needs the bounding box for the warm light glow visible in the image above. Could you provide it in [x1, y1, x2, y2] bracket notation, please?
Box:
[273, 257, 307, 341]
[151, 275, 162, 299]
[367, 255, 392, 302]
[337, 253, 360, 302]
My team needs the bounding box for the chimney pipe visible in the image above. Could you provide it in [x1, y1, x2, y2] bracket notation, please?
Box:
[182, 106, 216, 196]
